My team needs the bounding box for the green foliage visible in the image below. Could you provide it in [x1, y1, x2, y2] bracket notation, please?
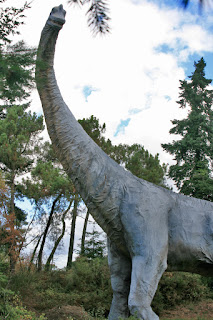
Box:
[0, 0, 31, 45]
[9, 257, 112, 315]
[0, 251, 45, 320]
[2, 302, 47, 320]
[115, 143, 167, 186]
[79, 115, 112, 155]
[0, 1, 35, 110]
[0, 257, 14, 316]
[7, 258, 212, 318]
[0, 41, 36, 104]
[69, 257, 112, 315]
[80, 224, 107, 259]
[21, 142, 73, 204]
[162, 58, 213, 200]
[0, 104, 43, 269]
[0, 103, 43, 219]
[20, 142, 75, 271]
[0, 104, 43, 177]
[152, 272, 210, 315]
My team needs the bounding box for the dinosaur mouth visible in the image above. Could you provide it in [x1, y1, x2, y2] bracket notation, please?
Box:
[47, 4, 66, 29]
[48, 17, 65, 29]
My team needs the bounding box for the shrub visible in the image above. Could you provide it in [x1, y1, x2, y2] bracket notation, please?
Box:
[152, 272, 209, 315]
[65, 257, 112, 316]
[3, 303, 47, 320]
[7, 257, 212, 318]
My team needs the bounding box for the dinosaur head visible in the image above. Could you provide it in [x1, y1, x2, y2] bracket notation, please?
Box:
[47, 4, 66, 29]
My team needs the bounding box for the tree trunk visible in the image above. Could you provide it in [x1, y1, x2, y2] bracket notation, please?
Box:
[45, 199, 73, 271]
[66, 194, 79, 270]
[80, 209, 90, 256]
[10, 172, 15, 215]
[9, 252, 16, 273]
[37, 193, 61, 272]
[9, 172, 17, 273]
[28, 234, 43, 271]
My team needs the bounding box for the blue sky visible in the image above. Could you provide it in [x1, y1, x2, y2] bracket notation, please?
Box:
[82, 85, 98, 102]
[114, 118, 131, 136]
[182, 52, 213, 80]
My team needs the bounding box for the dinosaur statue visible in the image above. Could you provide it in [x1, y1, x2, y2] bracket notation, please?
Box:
[36, 5, 213, 320]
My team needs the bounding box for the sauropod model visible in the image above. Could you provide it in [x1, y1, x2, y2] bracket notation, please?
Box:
[36, 5, 213, 320]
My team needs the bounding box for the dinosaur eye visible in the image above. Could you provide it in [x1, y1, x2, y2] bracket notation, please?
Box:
[51, 7, 57, 14]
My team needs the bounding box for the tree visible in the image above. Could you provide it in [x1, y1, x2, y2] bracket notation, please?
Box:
[0, 0, 31, 46]
[45, 198, 73, 271]
[162, 58, 213, 200]
[0, 211, 24, 272]
[0, 174, 24, 273]
[0, 104, 44, 270]
[66, 193, 81, 269]
[0, 170, 9, 215]
[21, 142, 75, 271]
[78, 115, 112, 154]
[81, 222, 107, 259]
[0, 1, 35, 115]
[112, 143, 167, 187]
[80, 208, 90, 256]
[0, 41, 36, 108]
[0, 1, 39, 271]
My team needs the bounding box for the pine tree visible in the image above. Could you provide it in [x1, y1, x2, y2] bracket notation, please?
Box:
[0, 1, 43, 271]
[162, 58, 213, 200]
[0, 0, 30, 46]
[0, 1, 35, 116]
[113, 143, 167, 187]
[21, 142, 75, 271]
[0, 41, 36, 108]
[0, 104, 44, 271]
[81, 222, 107, 259]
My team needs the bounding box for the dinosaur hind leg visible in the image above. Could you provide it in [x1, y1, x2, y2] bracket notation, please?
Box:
[108, 238, 131, 320]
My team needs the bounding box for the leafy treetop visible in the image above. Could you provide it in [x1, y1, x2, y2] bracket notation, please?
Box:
[162, 58, 213, 200]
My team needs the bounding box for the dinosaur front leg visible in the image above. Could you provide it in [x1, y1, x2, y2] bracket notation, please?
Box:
[128, 251, 167, 320]
[108, 238, 131, 320]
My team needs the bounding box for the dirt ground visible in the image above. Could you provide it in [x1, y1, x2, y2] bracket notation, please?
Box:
[44, 305, 91, 320]
[161, 299, 213, 319]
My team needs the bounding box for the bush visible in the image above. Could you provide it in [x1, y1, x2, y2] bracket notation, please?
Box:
[152, 272, 209, 315]
[9, 257, 112, 316]
[0, 270, 46, 320]
[65, 257, 112, 316]
[8, 257, 212, 318]
[3, 302, 47, 320]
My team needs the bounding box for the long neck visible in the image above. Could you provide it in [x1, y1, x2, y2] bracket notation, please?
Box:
[36, 23, 126, 212]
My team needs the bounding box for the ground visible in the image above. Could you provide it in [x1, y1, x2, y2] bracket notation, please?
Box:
[161, 299, 213, 320]
[43, 300, 213, 320]
[44, 305, 91, 320]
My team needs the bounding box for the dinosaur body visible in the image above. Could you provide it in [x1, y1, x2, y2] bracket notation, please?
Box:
[36, 6, 213, 320]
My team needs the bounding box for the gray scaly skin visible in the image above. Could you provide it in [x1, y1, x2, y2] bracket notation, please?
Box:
[36, 5, 213, 320]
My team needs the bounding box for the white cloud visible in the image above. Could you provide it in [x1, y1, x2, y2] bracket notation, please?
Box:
[17, 0, 213, 163]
